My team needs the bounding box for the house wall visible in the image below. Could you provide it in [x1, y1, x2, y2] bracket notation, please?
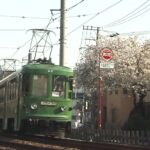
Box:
[105, 88, 134, 129]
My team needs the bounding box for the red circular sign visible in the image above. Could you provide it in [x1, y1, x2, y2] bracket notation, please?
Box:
[101, 48, 113, 61]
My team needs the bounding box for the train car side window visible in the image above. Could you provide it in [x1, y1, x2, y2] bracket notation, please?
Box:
[0, 88, 1, 102]
[68, 77, 73, 99]
[8, 78, 17, 101]
[22, 74, 30, 96]
[0, 85, 5, 103]
[32, 75, 48, 96]
[52, 75, 65, 97]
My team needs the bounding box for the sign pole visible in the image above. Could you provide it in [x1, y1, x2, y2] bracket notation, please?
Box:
[98, 47, 114, 128]
[96, 34, 114, 129]
[98, 50, 102, 128]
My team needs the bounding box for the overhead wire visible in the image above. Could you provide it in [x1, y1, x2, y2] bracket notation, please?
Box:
[39, 1, 86, 59]
[67, 0, 123, 66]
[0, 29, 28, 31]
[10, 39, 32, 58]
[66, 0, 85, 11]
[103, 0, 150, 28]
[0, 14, 50, 20]
[0, 0, 122, 65]
[67, 0, 123, 36]
[50, 0, 85, 23]
[8, 8, 57, 59]
[0, 27, 59, 32]
[15, 0, 86, 60]
[67, 13, 96, 18]
[47, 0, 87, 46]
[112, 7, 150, 27]
[0, 1, 87, 70]
[0, 0, 123, 60]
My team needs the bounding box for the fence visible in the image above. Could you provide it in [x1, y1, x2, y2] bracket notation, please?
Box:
[66, 128, 150, 146]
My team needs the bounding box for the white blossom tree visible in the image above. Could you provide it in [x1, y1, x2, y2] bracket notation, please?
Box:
[75, 35, 150, 107]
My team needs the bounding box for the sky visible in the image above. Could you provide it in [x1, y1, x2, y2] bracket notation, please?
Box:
[0, 0, 150, 69]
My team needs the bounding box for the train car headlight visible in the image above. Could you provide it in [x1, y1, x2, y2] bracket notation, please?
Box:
[60, 106, 66, 112]
[30, 104, 38, 110]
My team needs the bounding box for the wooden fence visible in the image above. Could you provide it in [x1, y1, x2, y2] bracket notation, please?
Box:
[66, 128, 150, 146]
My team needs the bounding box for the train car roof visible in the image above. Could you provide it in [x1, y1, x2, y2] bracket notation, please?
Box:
[22, 63, 73, 75]
[0, 69, 21, 86]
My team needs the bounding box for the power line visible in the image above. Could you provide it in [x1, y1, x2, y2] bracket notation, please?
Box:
[52, 0, 123, 63]
[103, 0, 150, 28]
[67, 14, 93, 18]
[50, 0, 85, 22]
[0, 29, 27, 31]
[66, 0, 85, 11]
[110, 7, 150, 27]
[10, 39, 32, 58]
[0, 27, 59, 32]
[0, 14, 50, 20]
[67, 0, 123, 36]
[0, 47, 17, 49]
[0, 1, 86, 62]
[0, 1, 85, 59]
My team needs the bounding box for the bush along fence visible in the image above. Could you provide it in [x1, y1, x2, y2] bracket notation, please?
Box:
[66, 128, 150, 146]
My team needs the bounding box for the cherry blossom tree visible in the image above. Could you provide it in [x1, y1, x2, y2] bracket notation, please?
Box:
[75, 35, 150, 110]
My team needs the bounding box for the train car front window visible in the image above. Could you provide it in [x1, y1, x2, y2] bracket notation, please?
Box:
[52, 75, 65, 97]
[32, 75, 48, 96]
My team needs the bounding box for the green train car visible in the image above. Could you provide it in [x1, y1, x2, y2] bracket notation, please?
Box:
[0, 62, 74, 137]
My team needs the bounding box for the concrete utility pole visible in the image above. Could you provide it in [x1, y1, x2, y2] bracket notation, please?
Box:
[60, 0, 67, 66]
[83, 25, 100, 46]
[83, 25, 103, 128]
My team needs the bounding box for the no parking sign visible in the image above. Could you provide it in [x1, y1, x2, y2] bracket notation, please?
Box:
[101, 47, 113, 61]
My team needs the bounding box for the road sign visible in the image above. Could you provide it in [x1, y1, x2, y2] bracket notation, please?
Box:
[100, 62, 114, 68]
[101, 48, 113, 61]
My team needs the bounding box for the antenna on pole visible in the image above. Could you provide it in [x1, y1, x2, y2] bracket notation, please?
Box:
[60, 0, 67, 66]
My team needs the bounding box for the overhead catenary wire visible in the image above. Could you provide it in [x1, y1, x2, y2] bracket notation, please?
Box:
[4, 8, 57, 59]
[0, 27, 59, 32]
[9, 0, 86, 60]
[34, 0, 86, 60]
[0, 14, 50, 20]
[110, 7, 150, 27]
[10, 39, 32, 58]
[66, 0, 85, 11]
[103, 0, 150, 28]
[50, 0, 86, 23]
[2, 0, 144, 69]
[0, 0, 123, 57]
[67, 0, 123, 66]
[67, 0, 123, 36]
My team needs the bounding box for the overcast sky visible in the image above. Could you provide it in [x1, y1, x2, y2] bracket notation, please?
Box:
[0, 0, 150, 68]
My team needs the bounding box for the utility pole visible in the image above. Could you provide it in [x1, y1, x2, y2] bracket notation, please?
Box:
[83, 26, 100, 46]
[60, 0, 67, 66]
[83, 25, 102, 128]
